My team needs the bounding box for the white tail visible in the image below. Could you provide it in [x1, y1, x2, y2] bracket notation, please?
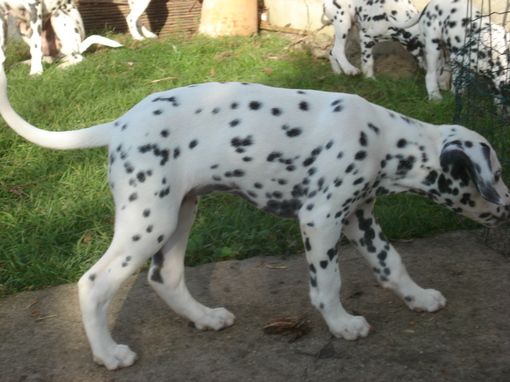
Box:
[0, 64, 114, 150]
[80, 36, 123, 53]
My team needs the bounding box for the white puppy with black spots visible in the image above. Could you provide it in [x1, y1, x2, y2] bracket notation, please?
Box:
[323, 0, 427, 78]
[0, 0, 122, 75]
[392, 0, 510, 101]
[0, 60, 508, 369]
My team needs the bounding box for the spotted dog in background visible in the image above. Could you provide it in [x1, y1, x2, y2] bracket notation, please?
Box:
[0, 0, 122, 75]
[391, 0, 510, 101]
[126, 0, 157, 40]
[324, 0, 427, 78]
[0, 61, 508, 369]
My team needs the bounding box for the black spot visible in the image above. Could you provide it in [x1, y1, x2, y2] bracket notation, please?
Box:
[331, 99, 343, 112]
[189, 140, 198, 149]
[271, 108, 282, 116]
[366, 123, 379, 134]
[397, 156, 416, 176]
[150, 250, 164, 284]
[124, 162, 135, 174]
[159, 187, 170, 198]
[161, 129, 170, 138]
[267, 151, 282, 162]
[229, 119, 241, 127]
[262, 199, 302, 218]
[249, 101, 262, 110]
[327, 247, 337, 260]
[152, 96, 179, 106]
[138, 144, 170, 166]
[359, 132, 368, 146]
[299, 101, 309, 111]
[132, 235, 141, 241]
[231, 136, 253, 150]
[286, 128, 302, 137]
[143, 209, 151, 217]
[355, 151, 367, 161]
[137, 172, 147, 182]
[225, 169, 245, 177]
[397, 139, 407, 148]
[129, 193, 138, 202]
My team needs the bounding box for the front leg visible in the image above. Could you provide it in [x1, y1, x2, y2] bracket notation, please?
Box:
[299, 209, 370, 340]
[27, 1, 44, 75]
[343, 200, 446, 312]
[360, 33, 376, 78]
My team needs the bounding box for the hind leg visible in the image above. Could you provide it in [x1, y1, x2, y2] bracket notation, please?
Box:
[329, 18, 359, 75]
[127, 0, 156, 40]
[51, 6, 85, 68]
[78, 200, 181, 370]
[148, 195, 235, 330]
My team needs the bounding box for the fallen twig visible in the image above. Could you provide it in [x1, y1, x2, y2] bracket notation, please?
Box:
[285, 22, 332, 50]
[149, 76, 179, 84]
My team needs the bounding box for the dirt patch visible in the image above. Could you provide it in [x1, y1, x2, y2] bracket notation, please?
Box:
[1, 230, 509, 381]
[297, 28, 421, 78]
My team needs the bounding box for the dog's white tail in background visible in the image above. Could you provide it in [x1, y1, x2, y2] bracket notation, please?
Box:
[0, 63, 113, 150]
[80, 36, 123, 53]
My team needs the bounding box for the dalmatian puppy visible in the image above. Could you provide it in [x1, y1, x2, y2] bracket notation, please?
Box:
[323, 0, 427, 78]
[0, 0, 122, 75]
[1, 62, 508, 369]
[126, 0, 156, 40]
[392, 0, 510, 101]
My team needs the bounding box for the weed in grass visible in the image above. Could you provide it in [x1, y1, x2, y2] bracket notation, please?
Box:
[0, 33, 491, 295]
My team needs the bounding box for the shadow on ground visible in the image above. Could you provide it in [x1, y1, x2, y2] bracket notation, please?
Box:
[1, 230, 509, 381]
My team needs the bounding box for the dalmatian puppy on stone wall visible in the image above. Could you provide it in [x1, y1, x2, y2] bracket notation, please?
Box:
[0, 0, 122, 75]
[323, 0, 428, 78]
[126, 0, 156, 40]
[1, 61, 508, 369]
[392, 0, 510, 101]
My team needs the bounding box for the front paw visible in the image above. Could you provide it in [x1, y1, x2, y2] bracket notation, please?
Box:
[329, 315, 371, 340]
[194, 307, 236, 331]
[94, 344, 137, 370]
[405, 288, 446, 313]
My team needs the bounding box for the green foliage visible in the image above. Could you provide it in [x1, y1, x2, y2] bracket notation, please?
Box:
[0, 33, 482, 295]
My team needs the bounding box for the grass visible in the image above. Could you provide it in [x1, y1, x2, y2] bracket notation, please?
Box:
[0, 32, 504, 296]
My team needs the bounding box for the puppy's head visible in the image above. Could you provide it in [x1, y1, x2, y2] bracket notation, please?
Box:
[427, 125, 509, 226]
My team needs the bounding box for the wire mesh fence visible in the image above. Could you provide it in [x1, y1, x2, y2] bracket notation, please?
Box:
[452, 0, 510, 162]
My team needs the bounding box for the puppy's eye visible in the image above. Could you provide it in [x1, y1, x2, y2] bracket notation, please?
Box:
[494, 170, 501, 183]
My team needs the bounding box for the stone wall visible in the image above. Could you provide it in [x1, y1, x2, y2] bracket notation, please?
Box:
[264, 0, 510, 36]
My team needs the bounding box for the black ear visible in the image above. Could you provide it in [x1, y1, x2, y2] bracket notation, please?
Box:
[440, 146, 503, 205]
